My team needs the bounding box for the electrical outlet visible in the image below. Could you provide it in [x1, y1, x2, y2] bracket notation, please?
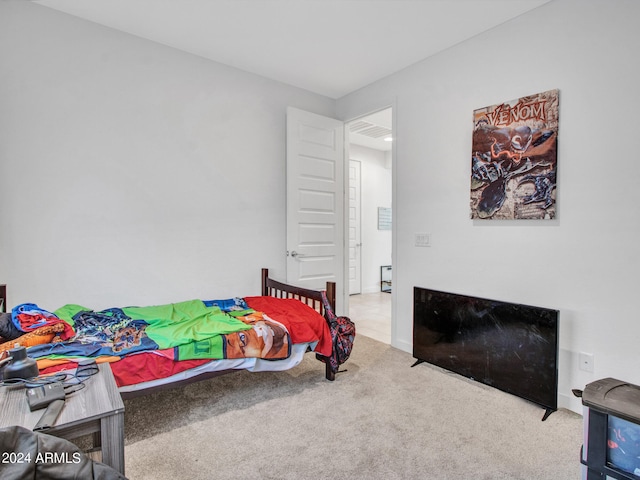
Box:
[579, 352, 594, 373]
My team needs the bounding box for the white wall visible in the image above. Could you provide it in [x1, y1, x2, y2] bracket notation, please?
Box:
[0, 2, 335, 308]
[3, 0, 638, 415]
[337, 0, 640, 413]
[349, 144, 392, 293]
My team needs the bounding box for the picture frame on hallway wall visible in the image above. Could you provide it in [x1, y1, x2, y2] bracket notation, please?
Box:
[470, 89, 559, 220]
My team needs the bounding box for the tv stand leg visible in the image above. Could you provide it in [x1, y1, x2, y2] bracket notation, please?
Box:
[411, 359, 425, 368]
[541, 408, 555, 421]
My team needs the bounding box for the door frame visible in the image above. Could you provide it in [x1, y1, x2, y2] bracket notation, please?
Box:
[342, 100, 397, 346]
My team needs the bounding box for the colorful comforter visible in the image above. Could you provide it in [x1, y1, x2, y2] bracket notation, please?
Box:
[0, 295, 332, 388]
[13, 298, 294, 363]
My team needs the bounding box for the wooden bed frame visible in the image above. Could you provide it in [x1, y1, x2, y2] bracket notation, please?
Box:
[261, 268, 336, 321]
[0, 270, 337, 399]
[119, 268, 337, 399]
[261, 268, 336, 381]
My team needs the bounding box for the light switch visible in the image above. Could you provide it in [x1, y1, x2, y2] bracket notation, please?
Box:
[415, 233, 431, 247]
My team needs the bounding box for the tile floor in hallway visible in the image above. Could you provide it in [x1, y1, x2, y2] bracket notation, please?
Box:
[348, 291, 392, 344]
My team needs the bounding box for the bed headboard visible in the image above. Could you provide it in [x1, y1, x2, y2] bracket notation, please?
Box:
[261, 268, 336, 317]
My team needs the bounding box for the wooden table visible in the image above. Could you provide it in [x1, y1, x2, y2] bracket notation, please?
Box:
[0, 363, 125, 474]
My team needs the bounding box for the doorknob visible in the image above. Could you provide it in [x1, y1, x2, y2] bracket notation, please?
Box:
[291, 251, 306, 258]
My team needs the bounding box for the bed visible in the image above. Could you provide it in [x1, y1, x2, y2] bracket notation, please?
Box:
[0, 269, 339, 399]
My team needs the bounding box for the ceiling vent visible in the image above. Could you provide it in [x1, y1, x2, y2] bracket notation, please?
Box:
[349, 120, 392, 139]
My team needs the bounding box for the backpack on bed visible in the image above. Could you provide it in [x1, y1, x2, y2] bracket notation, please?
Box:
[316, 291, 356, 374]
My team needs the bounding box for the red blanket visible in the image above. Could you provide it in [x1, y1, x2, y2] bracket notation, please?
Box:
[244, 296, 332, 357]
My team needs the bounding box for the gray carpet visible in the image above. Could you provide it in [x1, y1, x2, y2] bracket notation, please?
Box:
[122, 335, 583, 479]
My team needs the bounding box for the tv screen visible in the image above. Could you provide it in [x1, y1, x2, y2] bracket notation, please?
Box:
[608, 415, 640, 475]
[413, 287, 559, 412]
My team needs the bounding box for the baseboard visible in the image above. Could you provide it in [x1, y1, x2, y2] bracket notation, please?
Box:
[393, 338, 412, 354]
[558, 392, 583, 415]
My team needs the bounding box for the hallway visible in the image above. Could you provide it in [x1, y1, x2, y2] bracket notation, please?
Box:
[348, 292, 391, 344]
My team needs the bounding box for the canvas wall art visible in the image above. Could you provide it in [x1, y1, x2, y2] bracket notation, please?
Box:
[470, 89, 558, 220]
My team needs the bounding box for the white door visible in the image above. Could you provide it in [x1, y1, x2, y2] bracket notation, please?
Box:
[286, 107, 345, 302]
[348, 160, 362, 294]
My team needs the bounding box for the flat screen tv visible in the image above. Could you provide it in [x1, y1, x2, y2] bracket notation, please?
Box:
[413, 287, 559, 419]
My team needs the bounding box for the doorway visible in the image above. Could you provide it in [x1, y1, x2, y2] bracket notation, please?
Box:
[346, 107, 392, 344]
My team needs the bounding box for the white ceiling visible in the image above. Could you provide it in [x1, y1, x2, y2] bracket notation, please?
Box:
[34, 0, 551, 100]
